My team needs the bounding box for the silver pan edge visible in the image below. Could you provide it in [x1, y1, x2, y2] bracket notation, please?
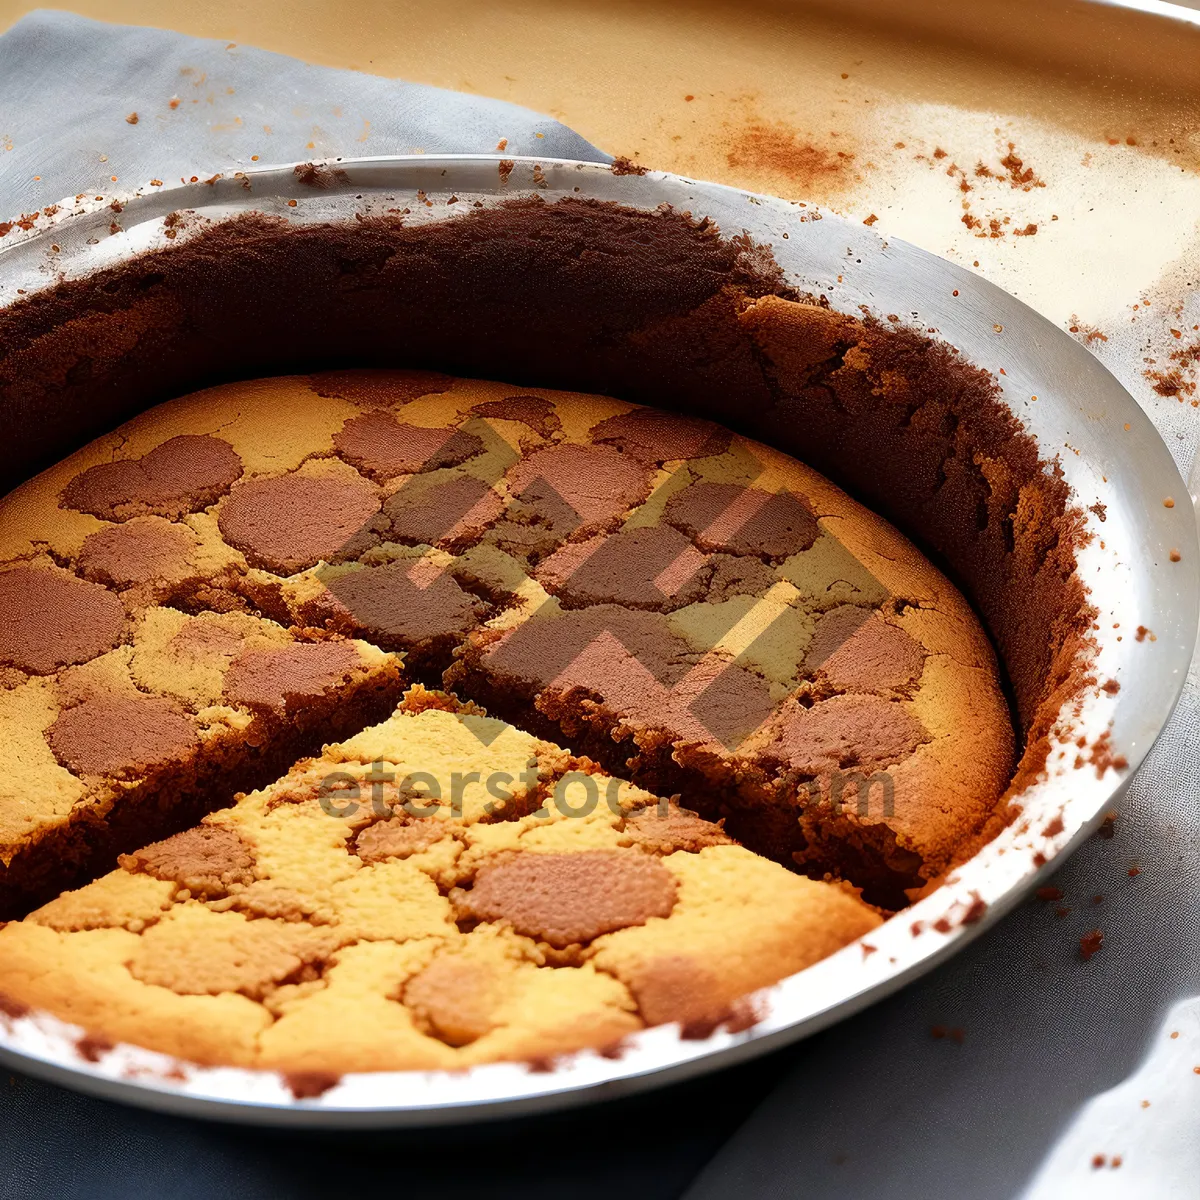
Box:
[0, 155, 1195, 1126]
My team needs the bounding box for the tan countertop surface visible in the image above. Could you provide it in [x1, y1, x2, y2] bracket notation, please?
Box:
[3, 0, 1200, 437]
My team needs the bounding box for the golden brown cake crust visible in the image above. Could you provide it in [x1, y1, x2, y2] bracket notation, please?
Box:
[0, 371, 1013, 914]
[0, 689, 882, 1072]
[0, 369, 1016, 1070]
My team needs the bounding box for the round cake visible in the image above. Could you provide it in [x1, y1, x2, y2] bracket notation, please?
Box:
[0, 370, 1014, 1073]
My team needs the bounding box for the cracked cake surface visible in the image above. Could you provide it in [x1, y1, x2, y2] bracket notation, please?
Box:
[0, 368, 1015, 1070]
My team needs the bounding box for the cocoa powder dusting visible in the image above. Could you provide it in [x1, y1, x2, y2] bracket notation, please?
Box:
[1068, 317, 1109, 344]
[727, 121, 854, 191]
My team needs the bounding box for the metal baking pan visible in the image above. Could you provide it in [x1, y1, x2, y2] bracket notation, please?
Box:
[0, 155, 1195, 1126]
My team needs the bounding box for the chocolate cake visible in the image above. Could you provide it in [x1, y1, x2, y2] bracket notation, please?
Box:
[0, 197, 1095, 1077]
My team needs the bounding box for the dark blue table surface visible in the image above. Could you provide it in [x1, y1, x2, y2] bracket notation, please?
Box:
[1, 1042, 795, 1199]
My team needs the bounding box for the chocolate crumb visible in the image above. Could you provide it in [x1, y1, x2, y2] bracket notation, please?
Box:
[293, 162, 350, 189]
[960, 894, 987, 925]
[76, 1034, 113, 1063]
[284, 1070, 340, 1099]
[610, 156, 648, 176]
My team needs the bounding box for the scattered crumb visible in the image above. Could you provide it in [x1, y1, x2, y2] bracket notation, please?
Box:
[1079, 930, 1104, 961]
[125, 112, 138, 125]
[960, 893, 987, 924]
[610, 155, 648, 177]
[284, 1071, 340, 1100]
[76, 1034, 113, 1063]
[1069, 317, 1109, 344]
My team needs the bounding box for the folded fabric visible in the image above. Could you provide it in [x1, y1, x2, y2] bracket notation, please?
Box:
[0, 9, 607, 220]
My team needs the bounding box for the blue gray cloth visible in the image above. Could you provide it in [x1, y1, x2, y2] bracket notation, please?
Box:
[1, 11, 1197, 1200]
[0, 9, 606, 220]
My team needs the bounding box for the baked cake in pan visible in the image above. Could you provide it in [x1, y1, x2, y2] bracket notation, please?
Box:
[0, 370, 1013, 1070]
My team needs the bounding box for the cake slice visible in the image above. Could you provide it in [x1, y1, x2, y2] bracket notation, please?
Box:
[0, 688, 880, 1073]
[0, 576, 404, 916]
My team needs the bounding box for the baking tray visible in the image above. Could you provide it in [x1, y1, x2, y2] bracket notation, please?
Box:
[0, 155, 1195, 1126]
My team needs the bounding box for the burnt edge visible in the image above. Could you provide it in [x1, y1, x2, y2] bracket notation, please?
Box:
[0, 194, 1095, 894]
